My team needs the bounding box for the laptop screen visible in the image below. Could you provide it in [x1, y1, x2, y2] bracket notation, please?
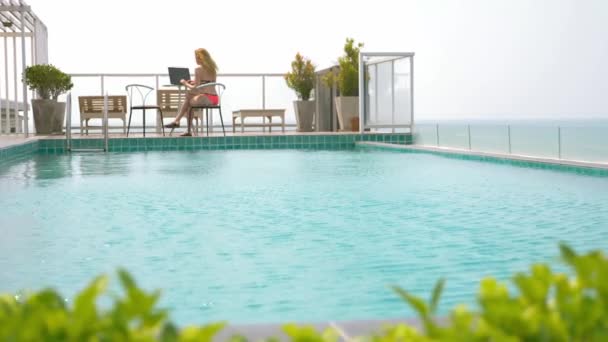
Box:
[168, 67, 191, 85]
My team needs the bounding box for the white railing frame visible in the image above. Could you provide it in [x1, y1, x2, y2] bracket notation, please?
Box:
[359, 52, 415, 133]
[65, 92, 71, 150]
[68, 73, 287, 132]
[103, 92, 108, 151]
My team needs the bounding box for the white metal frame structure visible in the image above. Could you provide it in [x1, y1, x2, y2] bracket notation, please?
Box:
[0, 0, 48, 137]
[358, 52, 415, 133]
[67, 73, 294, 133]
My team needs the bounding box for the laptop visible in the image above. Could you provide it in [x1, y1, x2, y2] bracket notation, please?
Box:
[168, 67, 191, 85]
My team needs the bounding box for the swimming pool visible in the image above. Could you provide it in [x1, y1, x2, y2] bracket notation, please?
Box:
[1, 148, 607, 325]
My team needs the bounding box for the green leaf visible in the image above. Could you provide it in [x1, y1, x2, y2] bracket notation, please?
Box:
[559, 243, 577, 264]
[391, 286, 429, 318]
[117, 268, 137, 291]
[160, 322, 179, 342]
[429, 278, 445, 314]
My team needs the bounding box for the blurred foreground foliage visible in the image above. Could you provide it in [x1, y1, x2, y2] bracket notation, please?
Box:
[1, 244, 606, 341]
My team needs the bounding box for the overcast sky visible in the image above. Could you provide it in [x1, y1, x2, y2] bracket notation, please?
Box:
[24, 0, 608, 120]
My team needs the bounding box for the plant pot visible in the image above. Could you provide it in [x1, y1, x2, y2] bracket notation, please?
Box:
[294, 100, 315, 132]
[32, 99, 65, 135]
[335, 96, 359, 132]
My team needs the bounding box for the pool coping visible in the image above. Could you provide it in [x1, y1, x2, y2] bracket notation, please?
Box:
[0, 133, 412, 166]
[2, 136, 607, 177]
[356, 141, 608, 175]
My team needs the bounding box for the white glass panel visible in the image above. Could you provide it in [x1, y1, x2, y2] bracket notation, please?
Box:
[415, 124, 438, 146]
[366, 65, 377, 124]
[264, 75, 297, 126]
[561, 125, 608, 163]
[469, 125, 509, 153]
[394, 57, 411, 125]
[510, 126, 559, 158]
[216, 76, 263, 129]
[374, 61, 393, 125]
[438, 125, 469, 149]
[363, 56, 412, 127]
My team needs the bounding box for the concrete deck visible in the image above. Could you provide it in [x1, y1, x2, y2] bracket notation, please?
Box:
[0, 135, 41, 149]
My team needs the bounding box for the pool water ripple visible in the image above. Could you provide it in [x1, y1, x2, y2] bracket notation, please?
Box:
[0, 150, 607, 324]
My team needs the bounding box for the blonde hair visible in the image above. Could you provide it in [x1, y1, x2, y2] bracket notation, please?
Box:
[195, 48, 218, 75]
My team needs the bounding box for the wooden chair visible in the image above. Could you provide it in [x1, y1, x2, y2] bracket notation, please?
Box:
[78, 95, 127, 135]
[157, 89, 201, 135]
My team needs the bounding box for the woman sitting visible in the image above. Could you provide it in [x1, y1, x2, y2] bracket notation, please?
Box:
[165, 48, 219, 136]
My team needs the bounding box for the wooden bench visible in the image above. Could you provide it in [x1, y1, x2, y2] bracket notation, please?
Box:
[78, 96, 127, 134]
[232, 109, 285, 133]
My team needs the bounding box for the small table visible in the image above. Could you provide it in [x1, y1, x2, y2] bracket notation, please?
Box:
[232, 109, 286, 133]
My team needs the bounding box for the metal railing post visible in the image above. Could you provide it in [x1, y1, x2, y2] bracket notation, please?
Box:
[358, 53, 366, 134]
[262, 75, 266, 110]
[507, 125, 512, 154]
[12, 36, 18, 133]
[262, 75, 266, 132]
[558, 126, 561, 159]
[467, 124, 472, 150]
[155, 75, 161, 133]
[104, 93, 109, 152]
[100, 75, 105, 96]
[436, 123, 440, 146]
[20, 10, 29, 137]
[2, 37, 8, 134]
[391, 60, 395, 133]
[66, 93, 72, 151]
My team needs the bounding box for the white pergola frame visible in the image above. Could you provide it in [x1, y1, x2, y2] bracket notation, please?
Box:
[0, 0, 47, 137]
[358, 52, 415, 133]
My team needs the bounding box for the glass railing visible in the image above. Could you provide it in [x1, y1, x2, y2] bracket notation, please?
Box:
[414, 122, 608, 163]
[67, 73, 299, 134]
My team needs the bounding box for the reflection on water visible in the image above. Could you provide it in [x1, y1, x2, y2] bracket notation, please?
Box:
[0, 151, 229, 187]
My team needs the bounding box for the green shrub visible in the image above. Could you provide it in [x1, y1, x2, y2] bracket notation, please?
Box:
[0, 269, 225, 341]
[285, 53, 316, 101]
[384, 243, 608, 341]
[23, 64, 73, 100]
[323, 38, 364, 97]
[1, 244, 606, 341]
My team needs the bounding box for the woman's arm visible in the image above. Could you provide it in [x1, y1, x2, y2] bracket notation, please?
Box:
[180, 67, 202, 90]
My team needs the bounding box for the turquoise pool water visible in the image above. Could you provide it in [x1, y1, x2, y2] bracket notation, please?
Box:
[1, 149, 607, 325]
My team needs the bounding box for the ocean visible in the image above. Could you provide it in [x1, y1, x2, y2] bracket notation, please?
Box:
[415, 118, 608, 163]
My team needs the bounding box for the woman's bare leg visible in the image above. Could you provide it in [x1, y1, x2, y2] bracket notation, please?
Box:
[173, 92, 195, 124]
[183, 94, 212, 136]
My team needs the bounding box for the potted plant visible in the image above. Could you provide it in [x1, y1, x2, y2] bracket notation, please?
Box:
[24, 64, 73, 135]
[285, 53, 316, 132]
[323, 38, 363, 132]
